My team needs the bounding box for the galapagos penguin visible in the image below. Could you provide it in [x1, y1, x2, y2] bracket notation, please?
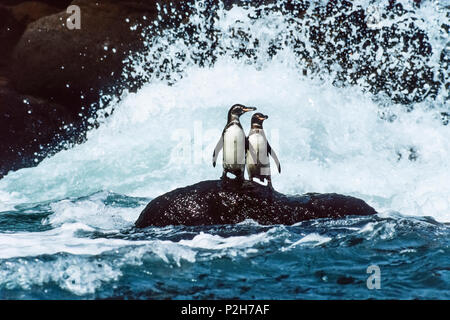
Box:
[246, 112, 281, 189]
[212, 104, 256, 181]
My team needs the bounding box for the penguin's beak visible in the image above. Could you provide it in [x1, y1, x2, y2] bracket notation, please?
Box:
[243, 106, 257, 113]
[258, 114, 268, 121]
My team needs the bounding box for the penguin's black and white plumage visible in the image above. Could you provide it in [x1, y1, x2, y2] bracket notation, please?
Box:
[212, 104, 257, 181]
[246, 113, 281, 189]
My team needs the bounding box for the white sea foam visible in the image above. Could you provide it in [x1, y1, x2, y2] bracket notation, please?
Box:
[179, 231, 270, 249]
[0, 255, 122, 295]
[357, 220, 397, 240]
[0, 229, 278, 294]
[0, 190, 23, 212]
[285, 233, 332, 249]
[0, 223, 149, 259]
[48, 195, 143, 230]
[1, 59, 448, 222]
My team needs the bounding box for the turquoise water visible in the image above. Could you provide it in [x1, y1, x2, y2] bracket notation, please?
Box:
[0, 0, 449, 299]
[0, 192, 449, 299]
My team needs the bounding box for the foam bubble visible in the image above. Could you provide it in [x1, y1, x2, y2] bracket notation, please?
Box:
[0, 255, 121, 296]
[48, 195, 143, 230]
[179, 229, 276, 250]
[285, 233, 332, 249]
[0, 223, 149, 259]
[0, 190, 22, 212]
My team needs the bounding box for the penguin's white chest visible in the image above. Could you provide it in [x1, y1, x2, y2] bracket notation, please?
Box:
[223, 124, 246, 166]
[247, 130, 269, 166]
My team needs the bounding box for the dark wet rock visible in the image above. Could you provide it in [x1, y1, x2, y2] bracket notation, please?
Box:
[0, 2, 60, 69]
[8, 0, 267, 109]
[0, 4, 26, 66]
[0, 86, 84, 178]
[10, 0, 163, 108]
[9, 1, 60, 25]
[135, 180, 377, 228]
[1, 0, 184, 177]
[0, 1, 72, 8]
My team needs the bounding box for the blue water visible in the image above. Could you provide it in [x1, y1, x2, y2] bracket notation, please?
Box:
[0, 0, 449, 299]
[0, 192, 449, 299]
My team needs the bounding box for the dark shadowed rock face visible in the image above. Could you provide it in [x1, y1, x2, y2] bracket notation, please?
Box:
[0, 4, 25, 65]
[10, 0, 159, 108]
[1, 0, 178, 177]
[0, 86, 83, 178]
[135, 180, 377, 228]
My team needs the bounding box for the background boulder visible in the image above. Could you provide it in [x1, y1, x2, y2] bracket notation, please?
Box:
[1, 0, 183, 177]
[10, 0, 162, 108]
[0, 85, 80, 178]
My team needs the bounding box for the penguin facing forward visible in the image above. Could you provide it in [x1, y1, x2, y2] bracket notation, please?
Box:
[246, 112, 281, 189]
[213, 104, 257, 181]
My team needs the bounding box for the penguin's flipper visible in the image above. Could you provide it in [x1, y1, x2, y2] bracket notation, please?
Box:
[212, 136, 223, 167]
[268, 143, 281, 174]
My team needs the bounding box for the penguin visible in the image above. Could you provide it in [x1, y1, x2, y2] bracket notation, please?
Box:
[246, 112, 281, 189]
[212, 104, 257, 181]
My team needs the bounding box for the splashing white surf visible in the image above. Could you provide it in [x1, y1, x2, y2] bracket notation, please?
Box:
[1, 59, 449, 221]
[0, 0, 449, 224]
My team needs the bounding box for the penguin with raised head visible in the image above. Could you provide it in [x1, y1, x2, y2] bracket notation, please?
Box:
[246, 112, 281, 189]
[212, 104, 257, 181]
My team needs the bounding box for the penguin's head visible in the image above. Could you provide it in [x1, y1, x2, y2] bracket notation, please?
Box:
[251, 113, 268, 128]
[228, 104, 256, 122]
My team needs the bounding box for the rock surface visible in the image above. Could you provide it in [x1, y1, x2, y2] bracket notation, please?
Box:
[135, 180, 377, 228]
[0, 0, 180, 177]
[10, 0, 159, 107]
[10, 2, 61, 25]
[0, 4, 25, 65]
[0, 85, 82, 178]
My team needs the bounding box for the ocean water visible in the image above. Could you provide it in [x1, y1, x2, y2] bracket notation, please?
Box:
[0, 0, 449, 299]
